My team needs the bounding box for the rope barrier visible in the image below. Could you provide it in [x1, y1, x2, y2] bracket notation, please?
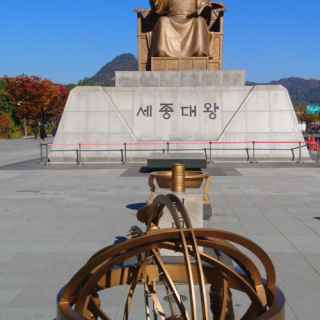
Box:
[47, 140, 305, 148]
[40, 139, 318, 165]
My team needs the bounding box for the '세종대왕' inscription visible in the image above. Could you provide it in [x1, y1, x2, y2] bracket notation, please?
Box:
[136, 103, 220, 120]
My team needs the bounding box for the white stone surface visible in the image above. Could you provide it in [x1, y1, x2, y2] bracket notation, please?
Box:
[115, 70, 246, 87]
[53, 84, 308, 160]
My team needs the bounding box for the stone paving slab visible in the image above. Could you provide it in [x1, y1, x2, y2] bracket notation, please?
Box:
[0, 140, 320, 319]
[0, 139, 42, 167]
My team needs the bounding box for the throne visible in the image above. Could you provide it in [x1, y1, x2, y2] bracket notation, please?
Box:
[136, 3, 225, 72]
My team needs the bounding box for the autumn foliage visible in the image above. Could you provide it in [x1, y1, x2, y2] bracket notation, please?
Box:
[0, 113, 13, 137]
[0, 113, 11, 129]
[4, 76, 68, 126]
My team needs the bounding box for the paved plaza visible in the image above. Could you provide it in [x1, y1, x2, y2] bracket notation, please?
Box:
[0, 139, 319, 319]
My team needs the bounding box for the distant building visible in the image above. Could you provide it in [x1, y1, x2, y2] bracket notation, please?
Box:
[297, 104, 320, 136]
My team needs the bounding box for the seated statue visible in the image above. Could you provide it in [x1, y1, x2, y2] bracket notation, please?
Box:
[136, 0, 225, 71]
[149, 0, 223, 58]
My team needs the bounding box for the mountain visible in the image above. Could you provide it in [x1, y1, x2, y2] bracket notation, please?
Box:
[272, 78, 320, 105]
[79, 53, 138, 86]
[248, 78, 320, 106]
[80, 54, 320, 107]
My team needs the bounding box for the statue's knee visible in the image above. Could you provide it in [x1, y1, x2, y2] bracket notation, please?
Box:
[158, 16, 170, 26]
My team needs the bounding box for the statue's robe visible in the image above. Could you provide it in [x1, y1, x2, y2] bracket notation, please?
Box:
[150, 0, 220, 58]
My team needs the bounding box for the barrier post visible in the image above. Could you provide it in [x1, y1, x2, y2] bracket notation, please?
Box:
[298, 142, 302, 164]
[290, 149, 295, 162]
[209, 141, 212, 162]
[78, 144, 82, 165]
[76, 150, 79, 165]
[45, 143, 49, 166]
[204, 148, 208, 162]
[245, 148, 250, 162]
[121, 149, 124, 164]
[166, 142, 170, 153]
[124, 143, 127, 163]
[251, 141, 257, 163]
[40, 143, 43, 163]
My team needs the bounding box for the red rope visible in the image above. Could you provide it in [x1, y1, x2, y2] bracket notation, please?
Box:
[48, 140, 305, 149]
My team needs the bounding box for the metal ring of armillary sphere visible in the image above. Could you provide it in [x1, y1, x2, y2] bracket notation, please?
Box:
[56, 194, 285, 320]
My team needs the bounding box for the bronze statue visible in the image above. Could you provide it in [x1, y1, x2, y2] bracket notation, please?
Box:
[136, 0, 225, 71]
[149, 0, 223, 58]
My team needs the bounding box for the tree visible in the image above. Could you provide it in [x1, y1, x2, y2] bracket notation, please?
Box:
[46, 84, 69, 127]
[4, 76, 69, 137]
[0, 113, 14, 138]
[0, 79, 13, 114]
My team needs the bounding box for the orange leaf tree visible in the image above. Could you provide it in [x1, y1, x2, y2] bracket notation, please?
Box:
[0, 113, 13, 137]
[49, 84, 69, 128]
[5, 76, 68, 126]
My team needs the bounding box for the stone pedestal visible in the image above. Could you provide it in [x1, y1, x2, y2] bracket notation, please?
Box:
[53, 70, 309, 161]
[115, 70, 246, 87]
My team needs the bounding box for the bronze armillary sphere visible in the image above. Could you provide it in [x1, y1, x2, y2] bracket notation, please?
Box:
[56, 195, 285, 320]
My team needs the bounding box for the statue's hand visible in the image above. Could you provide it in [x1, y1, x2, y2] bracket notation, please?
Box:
[210, 3, 225, 12]
[134, 8, 148, 14]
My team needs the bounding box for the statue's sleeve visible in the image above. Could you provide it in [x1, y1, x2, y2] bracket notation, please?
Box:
[197, 0, 210, 15]
[208, 8, 223, 30]
[149, 0, 169, 15]
[198, 1, 223, 30]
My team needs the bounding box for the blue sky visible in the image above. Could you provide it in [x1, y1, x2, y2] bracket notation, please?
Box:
[0, 0, 319, 84]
